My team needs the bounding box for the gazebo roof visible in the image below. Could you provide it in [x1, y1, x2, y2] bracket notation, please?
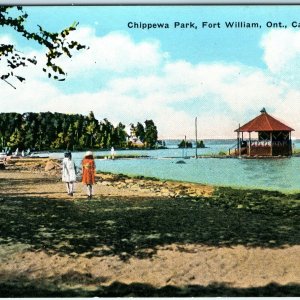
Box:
[235, 108, 294, 132]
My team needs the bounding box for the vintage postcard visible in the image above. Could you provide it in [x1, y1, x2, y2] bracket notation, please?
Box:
[0, 4, 299, 297]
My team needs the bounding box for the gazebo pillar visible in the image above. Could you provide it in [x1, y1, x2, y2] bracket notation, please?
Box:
[237, 127, 240, 156]
[248, 132, 251, 156]
[270, 132, 273, 156]
[289, 131, 292, 155]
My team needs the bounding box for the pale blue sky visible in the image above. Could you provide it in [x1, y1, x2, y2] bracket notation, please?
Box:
[19, 6, 295, 65]
[2, 5, 300, 138]
[17, 6, 277, 66]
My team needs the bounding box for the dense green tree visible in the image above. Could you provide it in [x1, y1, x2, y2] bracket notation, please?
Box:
[197, 140, 205, 148]
[51, 132, 67, 150]
[135, 122, 145, 142]
[99, 118, 114, 149]
[0, 113, 23, 149]
[0, 113, 12, 148]
[78, 135, 86, 150]
[112, 122, 128, 148]
[36, 113, 45, 150]
[0, 112, 159, 151]
[22, 112, 37, 149]
[178, 140, 193, 148]
[7, 128, 23, 149]
[106, 133, 111, 149]
[144, 120, 158, 149]
[73, 118, 83, 146]
[85, 111, 98, 148]
[66, 124, 76, 150]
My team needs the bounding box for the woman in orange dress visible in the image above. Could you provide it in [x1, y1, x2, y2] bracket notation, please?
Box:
[82, 151, 96, 199]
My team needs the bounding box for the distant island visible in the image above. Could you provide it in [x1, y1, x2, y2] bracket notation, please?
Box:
[178, 139, 206, 148]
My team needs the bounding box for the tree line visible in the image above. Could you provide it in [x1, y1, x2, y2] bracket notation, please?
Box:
[0, 111, 158, 152]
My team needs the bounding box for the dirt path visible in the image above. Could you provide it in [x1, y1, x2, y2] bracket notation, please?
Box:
[0, 169, 299, 296]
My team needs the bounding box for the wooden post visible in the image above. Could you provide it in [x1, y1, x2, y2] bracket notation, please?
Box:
[195, 117, 198, 159]
[185, 135, 187, 158]
[236, 126, 240, 156]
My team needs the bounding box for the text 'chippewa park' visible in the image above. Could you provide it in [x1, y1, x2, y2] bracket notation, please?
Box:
[127, 21, 300, 30]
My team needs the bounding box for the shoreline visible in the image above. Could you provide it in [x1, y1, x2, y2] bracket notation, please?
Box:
[4, 156, 300, 194]
[2, 158, 215, 199]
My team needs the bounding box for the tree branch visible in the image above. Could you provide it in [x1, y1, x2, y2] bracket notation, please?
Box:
[1, 78, 16, 89]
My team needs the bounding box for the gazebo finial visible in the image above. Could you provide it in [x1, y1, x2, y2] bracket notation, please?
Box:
[260, 107, 266, 114]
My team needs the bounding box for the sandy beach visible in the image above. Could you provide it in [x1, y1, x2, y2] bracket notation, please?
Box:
[0, 158, 299, 296]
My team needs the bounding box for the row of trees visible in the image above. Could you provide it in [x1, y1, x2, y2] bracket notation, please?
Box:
[0, 111, 158, 151]
[130, 120, 158, 149]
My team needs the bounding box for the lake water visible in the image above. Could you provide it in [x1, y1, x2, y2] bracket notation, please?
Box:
[51, 139, 300, 192]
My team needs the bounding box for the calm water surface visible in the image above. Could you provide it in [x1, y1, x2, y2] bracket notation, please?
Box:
[93, 157, 300, 192]
[51, 140, 300, 192]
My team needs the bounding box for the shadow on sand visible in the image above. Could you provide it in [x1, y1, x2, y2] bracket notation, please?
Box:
[0, 182, 299, 296]
[0, 186, 299, 259]
[0, 277, 299, 297]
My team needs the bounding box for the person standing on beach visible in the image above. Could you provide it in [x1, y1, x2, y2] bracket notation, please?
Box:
[82, 151, 96, 199]
[62, 151, 77, 196]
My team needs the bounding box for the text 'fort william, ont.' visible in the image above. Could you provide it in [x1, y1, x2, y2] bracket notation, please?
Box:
[128, 21, 300, 30]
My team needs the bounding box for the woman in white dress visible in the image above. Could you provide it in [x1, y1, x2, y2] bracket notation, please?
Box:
[62, 152, 77, 196]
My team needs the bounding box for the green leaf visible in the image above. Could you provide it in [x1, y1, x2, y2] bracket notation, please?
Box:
[15, 75, 25, 82]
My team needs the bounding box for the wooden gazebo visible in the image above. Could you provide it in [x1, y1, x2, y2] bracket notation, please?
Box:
[235, 108, 294, 157]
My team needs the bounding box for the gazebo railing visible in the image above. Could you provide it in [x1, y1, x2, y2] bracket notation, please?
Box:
[233, 139, 292, 156]
[249, 140, 291, 147]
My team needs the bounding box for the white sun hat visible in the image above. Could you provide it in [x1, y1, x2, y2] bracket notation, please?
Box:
[85, 151, 93, 157]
